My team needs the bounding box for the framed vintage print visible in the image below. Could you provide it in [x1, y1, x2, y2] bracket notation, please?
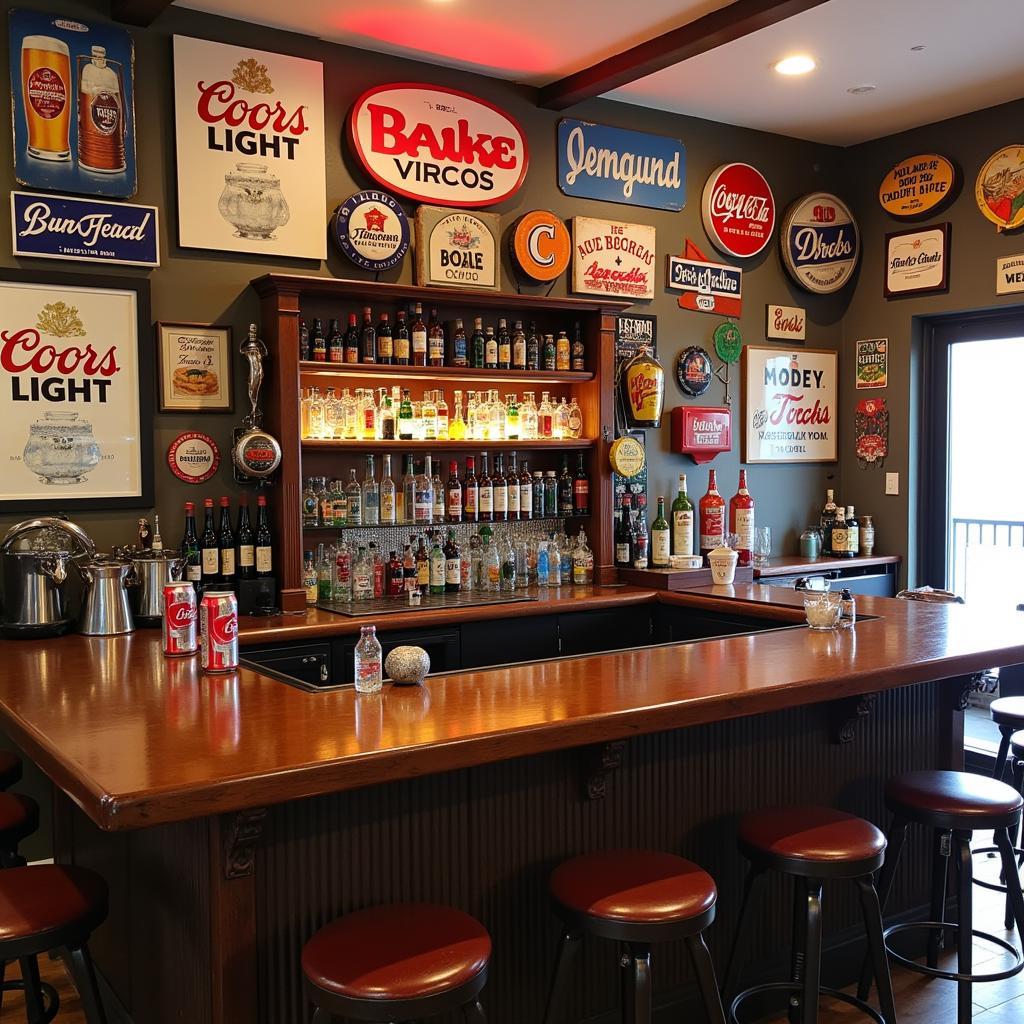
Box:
[0, 267, 153, 510]
[157, 322, 233, 413]
[741, 345, 837, 464]
[884, 223, 950, 298]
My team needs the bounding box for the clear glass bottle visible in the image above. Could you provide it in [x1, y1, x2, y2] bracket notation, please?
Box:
[553, 397, 569, 440]
[431, 458, 445, 524]
[415, 455, 434, 525]
[482, 536, 501, 591]
[361, 455, 379, 526]
[308, 386, 325, 438]
[476, 391, 492, 441]
[547, 533, 562, 588]
[316, 544, 334, 603]
[436, 388, 449, 440]
[401, 454, 416, 525]
[300, 388, 312, 439]
[340, 388, 357, 440]
[354, 625, 383, 694]
[380, 454, 396, 525]
[422, 390, 438, 441]
[521, 392, 538, 440]
[536, 538, 550, 588]
[573, 529, 594, 586]
[512, 321, 527, 371]
[345, 468, 362, 527]
[334, 541, 352, 602]
[449, 390, 466, 441]
[465, 391, 478, 441]
[566, 397, 583, 439]
[505, 394, 520, 439]
[301, 478, 318, 527]
[352, 547, 373, 602]
[500, 535, 517, 592]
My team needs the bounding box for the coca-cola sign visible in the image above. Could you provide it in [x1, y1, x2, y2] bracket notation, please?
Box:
[702, 163, 775, 258]
[211, 611, 238, 646]
[167, 601, 196, 629]
[349, 84, 529, 208]
[781, 192, 860, 294]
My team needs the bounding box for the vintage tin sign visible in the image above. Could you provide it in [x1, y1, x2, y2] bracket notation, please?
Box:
[855, 398, 888, 467]
[713, 321, 743, 365]
[765, 303, 805, 341]
[167, 431, 219, 484]
[11, 191, 158, 266]
[996, 253, 1024, 294]
[976, 145, 1024, 232]
[621, 347, 664, 428]
[878, 154, 957, 218]
[414, 206, 500, 291]
[675, 346, 713, 397]
[571, 216, 655, 300]
[781, 193, 859, 294]
[509, 210, 570, 282]
[609, 435, 646, 477]
[701, 163, 775, 258]
[670, 405, 732, 464]
[349, 83, 528, 208]
[855, 339, 887, 390]
[884, 223, 949, 298]
[667, 239, 742, 316]
[330, 189, 409, 272]
[557, 118, 685, 211]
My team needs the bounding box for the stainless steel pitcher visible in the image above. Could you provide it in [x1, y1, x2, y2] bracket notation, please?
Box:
[79, 558, 136, 637]
[127, 551, 182, 625]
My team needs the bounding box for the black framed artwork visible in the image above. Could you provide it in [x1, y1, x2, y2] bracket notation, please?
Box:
[0, 268, 153, 511]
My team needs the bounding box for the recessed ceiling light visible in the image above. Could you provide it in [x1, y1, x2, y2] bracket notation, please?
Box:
[773, 55, 817, 76]
[847, 84, 877, 95]
[910, 44, 926, 51]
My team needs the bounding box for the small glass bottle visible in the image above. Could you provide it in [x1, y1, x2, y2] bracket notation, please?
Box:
[449, 391, 466, 441]
[354, 625, 383, 694]
[839, 588, 856, 629]
[345, 468, 362, 527]
[362, 455, 379, 525]
[303, 550, 318, 606]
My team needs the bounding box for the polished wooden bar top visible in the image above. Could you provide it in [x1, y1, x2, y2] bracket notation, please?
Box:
[753, 554, 900, 578]
[1, 585, 1020, 832]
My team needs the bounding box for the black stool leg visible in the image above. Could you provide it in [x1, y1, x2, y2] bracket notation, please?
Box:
[954, 831, 973, 1024]
[928, 828, 951, 968]
[800, 881, 824, 1024]
[721, 865, 763, 1003]
[542, 928, 582, 1024]
[64, 945, 107, 1024]
[629, 944, 652, 1024]
[311, 1009, 331, 1024]
[20, 955, 46, 1023]
[685, 934, 727, 1024]
[1008, 763, 1024, 931]
[788, 877, 808, 1024]
[463, 999, 488, 1023]
[994, 725, 1013, 783]
[995, 826, 1024, 940]
[620, 942, 636, 1024]
[856, 875, 898, 1024]
[857, 818, 908, 1002]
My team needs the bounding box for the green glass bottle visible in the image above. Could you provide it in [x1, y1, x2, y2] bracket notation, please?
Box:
[470, 317, 486, 369]
[651, 496, 670, 568]
[670, 473, 694, 556]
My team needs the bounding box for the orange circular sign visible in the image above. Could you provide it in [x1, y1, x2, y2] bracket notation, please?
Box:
[878, 154, 957, 218]
[509, 210, 570, 282]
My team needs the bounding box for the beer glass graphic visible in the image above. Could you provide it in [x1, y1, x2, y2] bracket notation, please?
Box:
[21, 35, 72, 162]
[77, 46, 126, 174]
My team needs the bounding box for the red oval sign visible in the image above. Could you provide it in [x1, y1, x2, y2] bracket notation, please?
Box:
[701, 163, 776, 259]
[348, 83, 529, 208]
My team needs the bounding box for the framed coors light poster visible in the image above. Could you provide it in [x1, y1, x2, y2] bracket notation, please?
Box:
[0, 268, 153, 510]
[172, 36, 326, 259]
[741, 345, 837, 463]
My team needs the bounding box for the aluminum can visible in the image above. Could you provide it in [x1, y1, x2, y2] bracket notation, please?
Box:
[200, 590, 238, 673]
[162, 582, 197, 657]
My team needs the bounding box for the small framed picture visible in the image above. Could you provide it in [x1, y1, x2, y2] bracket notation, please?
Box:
[884, 223, 950, 298]
[157, 322, 234, 412]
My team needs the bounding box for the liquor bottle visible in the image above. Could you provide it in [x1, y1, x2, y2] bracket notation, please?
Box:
[428, 534, 445, 595]
[484, 327, 498, 370]
[217, 496, 236, 586]
[820, 489, 839, 555]
[558, 455, 574, 517]
[651, 496, 670, 568]
[478, 451, 494, 522]
[152, 514, 164, 553]
[376, 312, 393, 364]
[360, 306, 376, 363]
[402, 543, 416, 593]
[671, 474, 694, 556]
[527, 322, 540, 371]
[411, 302, 428, 366]
[298, 319, 311, 361]
[497, 318, 511, 370]
[353, 624, 383, 692]
[431, 458, 445, 524]
[632, 498, 649, 569]
[327, 318, 343, 362]
[729, 470, 755, 567]
[436, 389, 449, 440]
[542, 334, 557, 371]
[301, 477, 318, 527]
[398, 388, 414, 441]
[379, 392, 396, 440]
[519, 458, 533, 520]
[366, 542, 383, 599]
[493, 453, 508, 522]
[394, 309, 410, 366]
[345, 468, 362, 526]
[512, 321, 527, 371]
[380, 454, 396, 525]
[699, 469, 726, 564]
[845, 506, 860, 557]
[444, 530, 461, 593]
[78, 46, 125, 172]
[470, 317, 486, 369]
[831, 506, 851, 558]
[386, 550, 404, 598]
[422, 390, 438, 441]
[555, 329, 570, 371]
[415, 456, 434, 525]
[255, 495, 273, 577]
[303, 551, 318, 606]
[343, 313, 359, 363]
[416, 535, 430, 589]
[352, 547, 373, 602]
[573, 453, 590, 517]
[462, 455, 478, 523]
[507, 451, 521, 520]
[200, 497, 219, 590]
[449, 390, 467, 440]
[401, 454, 415, 525]
[571, 323, 585, 372]
[573, 529, 594, 586]
[311, 318, 327, 362]
[181, 501, 202, 587]
[505, 394, 520, 439]
[330, 478, 347, 526]
[451, 318, 468, 367]
[543, 470, 558, 517]
[428, 308, 445, 367]
[615, 494, 633, 567]
[447, 460, 463, 523]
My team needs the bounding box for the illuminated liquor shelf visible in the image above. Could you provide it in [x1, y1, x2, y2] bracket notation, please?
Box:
[301, 439, 595, 453]
[302, 515, 590, 532]
[299, 361, 593, 385]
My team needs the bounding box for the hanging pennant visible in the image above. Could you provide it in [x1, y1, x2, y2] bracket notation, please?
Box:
[667, 239, 742, 316]
[855, 398, 889, 468]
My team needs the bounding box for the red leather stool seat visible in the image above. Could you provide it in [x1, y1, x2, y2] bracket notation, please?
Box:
[303, 903, 490, 1002]
[0, 792, 38, 849]
[886, 770, 1023, 831]
[0, 752, 22, 791]
[991, 696, 1024, 729]
[0, 865, 107, 949]
[550, 849, 716, 927]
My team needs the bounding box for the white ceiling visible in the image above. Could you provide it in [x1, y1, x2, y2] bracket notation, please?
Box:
[176, 0, 1024, 146]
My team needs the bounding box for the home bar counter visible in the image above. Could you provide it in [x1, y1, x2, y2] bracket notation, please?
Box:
[2, 584, 1022, 1024]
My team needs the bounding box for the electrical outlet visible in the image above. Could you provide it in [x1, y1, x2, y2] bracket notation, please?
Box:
[885, 472, 899, 496]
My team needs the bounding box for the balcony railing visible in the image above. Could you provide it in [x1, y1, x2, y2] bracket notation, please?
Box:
[949, 517, 1024, 609]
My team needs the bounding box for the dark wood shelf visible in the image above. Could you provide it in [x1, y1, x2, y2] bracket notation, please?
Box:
[302, 439, 595, 453]
[302, 514, 591, 531]
[299, 361, 593, 384]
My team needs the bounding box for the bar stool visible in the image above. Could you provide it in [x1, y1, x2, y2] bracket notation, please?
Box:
[542, 849, 727, 1024]
[0, 752, 22, 791]
[0, 864, 109, 1023]
[0, 792, 39, 867]
[723, 806, 897, 1024]
[857, 770, 1024, 1024]
[302, 903, 490, 1023]
[990, 697, 1024, 783]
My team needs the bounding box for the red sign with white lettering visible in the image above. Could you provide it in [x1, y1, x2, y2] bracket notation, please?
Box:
[670, 405, 732, 464]
[701, 163, 775, 259]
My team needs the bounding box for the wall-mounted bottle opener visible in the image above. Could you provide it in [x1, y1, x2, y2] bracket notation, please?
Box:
[232, 323, 282, 484]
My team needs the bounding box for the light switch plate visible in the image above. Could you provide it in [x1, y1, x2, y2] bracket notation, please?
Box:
[885, 472, 899, 495]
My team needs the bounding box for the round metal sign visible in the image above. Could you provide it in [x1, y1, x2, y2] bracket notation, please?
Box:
[609, 435, 645, 478]
[878, 154, 957, 218]
[702, 162, 776, 258]
[233, 429, 282, 479]
[167, 432, 220, 484]
[781, 192, 860, 294]
[509, 210, 571, 282]
[713, 322, 743, 364]
[675, 346, 714, 397]
[976, 145, 1024, 232]
[331, 190, 410, 271]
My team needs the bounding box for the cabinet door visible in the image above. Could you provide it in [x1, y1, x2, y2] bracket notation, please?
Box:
[558, 606, 652, 656]
[653, 606, 777, 644]
[242, 643, 333, 687]
[333, 628, 461, 685]
[838, 573, 896, 598]
[461, 615, 559, 669]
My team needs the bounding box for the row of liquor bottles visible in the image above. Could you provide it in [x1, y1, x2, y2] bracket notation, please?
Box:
[302, 452, 591, 528]
[306, 523, 595, 605]
[818, 490, 870, 557]
[300, 386, 584, 442]
[300, 304, 585, 371]
[179, 496, 275, 590]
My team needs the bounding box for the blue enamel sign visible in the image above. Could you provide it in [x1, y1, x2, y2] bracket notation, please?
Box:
[330, 190, 410, 272]
[558, 118, 685, 211]
[11, 191, 159, 266]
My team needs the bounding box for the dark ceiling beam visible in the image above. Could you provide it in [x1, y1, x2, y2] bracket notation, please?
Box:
[538, 0, 830, 110]
[110, 0, 176, 27]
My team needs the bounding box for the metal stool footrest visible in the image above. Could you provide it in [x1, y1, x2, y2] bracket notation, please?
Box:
[883, 921, 1024, 982]
[970, 845, 1024, 894]
[729, 980, 885, 1024]
[2, 977, 60, 1023]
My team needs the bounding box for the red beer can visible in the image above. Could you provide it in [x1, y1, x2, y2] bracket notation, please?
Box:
[200, 590, 238, 673]
[162, 582, 198, 657]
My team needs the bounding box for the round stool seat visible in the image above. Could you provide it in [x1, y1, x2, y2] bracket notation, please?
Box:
[0, 792, 39, 849]
[1012, 730, 1024, 760]
[738, 806, 886, 877]
[549, 849, 717, 941]
[991, 697, 1024, 729]
[886, 770, 1023, 830]
[0, 752, 22, 791]
[303, 903, 490, 1005]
